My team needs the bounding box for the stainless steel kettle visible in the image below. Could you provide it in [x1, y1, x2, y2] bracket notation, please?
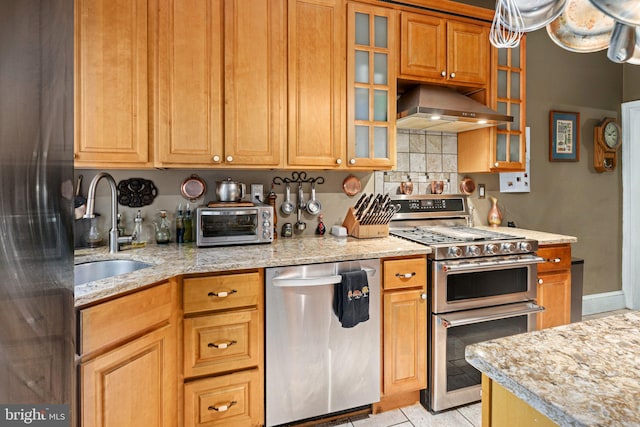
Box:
[215, 178, 246, 202]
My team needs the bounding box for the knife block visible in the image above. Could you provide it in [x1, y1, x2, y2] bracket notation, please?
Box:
[342, 207, 389, 239]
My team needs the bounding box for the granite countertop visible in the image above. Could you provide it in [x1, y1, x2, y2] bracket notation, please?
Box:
[74, 235, 429, 307]
[474, 226, 577, 245]
[466, 311, 640, 426]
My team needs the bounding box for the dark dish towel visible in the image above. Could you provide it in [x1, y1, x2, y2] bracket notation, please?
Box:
[334, 270, 370, 328]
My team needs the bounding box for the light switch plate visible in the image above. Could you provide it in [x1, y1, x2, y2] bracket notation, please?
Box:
[251, 184, 264, 202]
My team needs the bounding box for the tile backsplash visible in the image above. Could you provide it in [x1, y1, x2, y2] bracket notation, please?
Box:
[375, 129, 459, 195]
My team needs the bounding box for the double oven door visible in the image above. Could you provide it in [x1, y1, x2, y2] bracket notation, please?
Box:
[428, 254, 544, 412]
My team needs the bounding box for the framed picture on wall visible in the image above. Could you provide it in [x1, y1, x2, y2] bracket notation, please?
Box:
[549, 110, 580, 162]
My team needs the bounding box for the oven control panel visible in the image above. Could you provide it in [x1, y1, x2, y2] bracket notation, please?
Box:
[431, 239, 539, 260]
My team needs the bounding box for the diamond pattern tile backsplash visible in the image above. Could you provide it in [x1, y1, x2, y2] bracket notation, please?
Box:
[375, 130, 459, 195]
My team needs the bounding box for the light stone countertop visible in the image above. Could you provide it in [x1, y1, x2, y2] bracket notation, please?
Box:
[466, 311, 640, 427]
[74, 226, 576, 308]
[74, 235, 429, 307]
[474, 226, 578, 245]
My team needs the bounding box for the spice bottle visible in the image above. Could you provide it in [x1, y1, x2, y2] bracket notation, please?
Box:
[155, 210, 171, 244]
[184, 203, 193, 243]
[176, 204, 184, 244]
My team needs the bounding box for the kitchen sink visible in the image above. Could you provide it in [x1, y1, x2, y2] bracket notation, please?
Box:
[74, 259, 152, 286]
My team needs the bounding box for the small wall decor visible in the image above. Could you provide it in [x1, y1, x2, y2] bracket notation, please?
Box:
[549, 110, 580, 162]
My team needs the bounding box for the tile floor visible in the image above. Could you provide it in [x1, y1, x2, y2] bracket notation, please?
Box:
[333, 309, 632, 427]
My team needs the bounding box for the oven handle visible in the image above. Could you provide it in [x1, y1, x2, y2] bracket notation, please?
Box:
[272, 267, 376, 287]
[441, 256, 545, 272]
[439, 303, 545, 328]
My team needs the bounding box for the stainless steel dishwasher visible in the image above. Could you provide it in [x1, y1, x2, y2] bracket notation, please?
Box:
[265, 259, 381, 426]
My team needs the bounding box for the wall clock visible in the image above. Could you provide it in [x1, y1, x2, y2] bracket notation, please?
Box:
[593, 117, 621, 172]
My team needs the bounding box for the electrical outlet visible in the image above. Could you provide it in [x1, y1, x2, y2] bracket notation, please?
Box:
[251, 184, 264, 202]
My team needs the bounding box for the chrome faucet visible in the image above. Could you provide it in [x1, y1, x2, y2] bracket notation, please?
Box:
[84, 172, 132, 253]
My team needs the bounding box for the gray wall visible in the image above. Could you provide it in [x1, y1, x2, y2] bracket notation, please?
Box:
[458, 0, 632, 297]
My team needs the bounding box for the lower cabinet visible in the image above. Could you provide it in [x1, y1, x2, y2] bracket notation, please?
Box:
[481, 375, 557, 427]
[78, 282, 179, 427]
[536, 244, 572, 329]
[182, 270, 264, 427]
[377, 256, 427, 411]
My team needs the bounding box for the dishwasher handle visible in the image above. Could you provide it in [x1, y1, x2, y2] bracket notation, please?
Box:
[271, 267, 376, 287]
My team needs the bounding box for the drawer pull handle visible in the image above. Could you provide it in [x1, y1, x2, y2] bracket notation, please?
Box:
[208, 401, 237, 412]
[207, 289, 237, 298]
[395, 272, 416, 279]
[545, 258, 561, 263]
[208, 340, 237, 349]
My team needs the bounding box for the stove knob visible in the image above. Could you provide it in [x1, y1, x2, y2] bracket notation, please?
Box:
[448, 246, 463, 258]
[519, 241, 533, 253]
[466, 245, 482, 256]
[485, 243, 499, 255]
[502, 242, 515, 253]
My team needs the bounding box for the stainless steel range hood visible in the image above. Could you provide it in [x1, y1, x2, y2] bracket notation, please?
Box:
[396, 85, 513, 133]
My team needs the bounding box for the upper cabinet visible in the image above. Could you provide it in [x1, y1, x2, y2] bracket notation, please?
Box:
[74, 0, 153, 168]
[347, 2, 397, 169]
[458, 38, 527, 173]
[399, 11, 489, 88]
[287, 0, 346, 168]
[156, 0, 285, 168]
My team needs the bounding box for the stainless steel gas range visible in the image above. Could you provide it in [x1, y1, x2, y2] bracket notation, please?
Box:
[389, 195, 544, 413]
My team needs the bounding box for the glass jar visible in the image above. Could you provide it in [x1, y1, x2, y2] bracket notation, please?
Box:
[155, 210, 171, 244]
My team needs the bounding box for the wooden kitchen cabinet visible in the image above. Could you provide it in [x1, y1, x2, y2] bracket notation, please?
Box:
[74, 0, 153, 168]
[398, 11, 489, 87]
[458, 38, 527, 173]
[346, 2, 397, 169]
[287, 0, 346, 168]
[377, 256, 427, 411]
[182, 270, 264, 427]
[156, 0, 285, 168]
[79, 282, 179, 427]
[536, 243, 572, 330]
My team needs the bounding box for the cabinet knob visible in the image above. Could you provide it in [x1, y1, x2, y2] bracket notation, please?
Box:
[212, 155, 221, 162]
[494, 162, 500, 167]
[441, 70, 446, 77]
[336, 158, 342, 165]
[349, 158, 356, 165]
[450, 72, 456, 78]
[421, 293, 427, 300]
[538, 278, 544, 285]
[226, 155, 233, 162]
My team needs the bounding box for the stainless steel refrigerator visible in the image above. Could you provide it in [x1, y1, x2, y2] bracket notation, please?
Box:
[0, 0, 74, 424]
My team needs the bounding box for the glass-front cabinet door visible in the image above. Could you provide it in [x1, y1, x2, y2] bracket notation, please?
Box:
[347, 3, 397, 169]
[493, 37, 526, 171]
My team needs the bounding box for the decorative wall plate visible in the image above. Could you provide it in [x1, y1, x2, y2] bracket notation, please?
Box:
[181, 174, 207, 202]
[117, 178, 158, 207]
[342, 175, 362, 196]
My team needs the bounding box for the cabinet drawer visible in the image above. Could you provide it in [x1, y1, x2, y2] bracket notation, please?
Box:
[184, 309, 260, 378]
[183, 272, 262, 314]
[80, 282, 174, 356]
[184, 369, 262, 427]
[536, 245, 571, 273]
[383, 257, 427, 290]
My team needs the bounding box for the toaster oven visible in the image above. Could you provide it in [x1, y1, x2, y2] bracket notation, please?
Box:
[196, 203, 273, 247]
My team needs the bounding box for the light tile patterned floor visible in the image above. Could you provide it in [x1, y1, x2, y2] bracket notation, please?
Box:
[316, 402, 481, 427]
